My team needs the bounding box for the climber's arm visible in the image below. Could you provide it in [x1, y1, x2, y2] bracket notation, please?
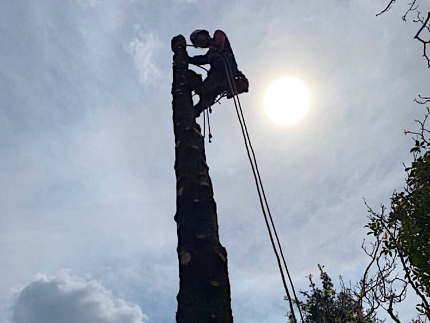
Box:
[188, 52, 210, 65]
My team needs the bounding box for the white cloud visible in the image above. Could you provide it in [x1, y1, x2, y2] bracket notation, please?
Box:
[127, 33, 162, 85]
[10, 272, 147, 323]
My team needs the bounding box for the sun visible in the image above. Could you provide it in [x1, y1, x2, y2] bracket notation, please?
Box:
[264, 77, 312, 125]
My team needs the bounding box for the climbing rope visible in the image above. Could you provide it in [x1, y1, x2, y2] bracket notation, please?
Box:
[214, 53, 305, 323]
[203, 105, 206, 138]
[203, 108, 213, 143]
[191, 63, 213, 143]
[188, 44, 303, 320]
[206, 108, 212, 143]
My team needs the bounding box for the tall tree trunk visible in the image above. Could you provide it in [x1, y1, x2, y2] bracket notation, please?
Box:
[171, 35, 234, 323]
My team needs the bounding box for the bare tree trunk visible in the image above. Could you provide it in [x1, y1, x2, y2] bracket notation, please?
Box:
[171, 35, 234, 323]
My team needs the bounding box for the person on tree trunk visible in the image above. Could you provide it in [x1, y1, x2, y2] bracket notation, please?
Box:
[188, 29, 247, 117]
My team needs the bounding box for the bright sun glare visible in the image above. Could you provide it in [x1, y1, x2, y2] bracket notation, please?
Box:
[264, 77, 312, 125]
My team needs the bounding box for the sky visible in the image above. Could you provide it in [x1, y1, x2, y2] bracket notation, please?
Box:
[1, 0, 429, 322]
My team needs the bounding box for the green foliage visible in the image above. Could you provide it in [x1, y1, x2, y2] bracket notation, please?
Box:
[365, 112, 430, 319]
[367, 120, 430, 295]
[288, 265, 380, 323]
[289, 114, 430, 323]
[391, 145, 430, 296]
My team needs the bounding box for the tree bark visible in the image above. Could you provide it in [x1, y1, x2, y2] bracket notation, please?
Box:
[171, 35, 234, 323]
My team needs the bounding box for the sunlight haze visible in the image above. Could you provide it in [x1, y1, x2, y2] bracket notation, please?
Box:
[264, 76, 312, 125]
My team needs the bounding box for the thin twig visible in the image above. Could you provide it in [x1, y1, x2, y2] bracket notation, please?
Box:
[402, 0, 419, 21]
[377, 0, 397, 16]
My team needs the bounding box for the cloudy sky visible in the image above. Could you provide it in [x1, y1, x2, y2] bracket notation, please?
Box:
[1, 0, 429, 322]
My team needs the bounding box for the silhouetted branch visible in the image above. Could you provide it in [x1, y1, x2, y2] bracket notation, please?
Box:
[378, 208, 430, 313]
[358, 203, 428, 322]
[377, 0, 397, 16]
[402, 0, 419, 21]
[414, 11, 430, 32]
[413, 11, 430, 67]
[377, 1, 430, 67]
[387, 295, 403, 323]
[414, 95, 430, 104]
[404, 111, 430, 146]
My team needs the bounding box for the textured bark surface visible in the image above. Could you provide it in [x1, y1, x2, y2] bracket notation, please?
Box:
[171, 35, 234, 323]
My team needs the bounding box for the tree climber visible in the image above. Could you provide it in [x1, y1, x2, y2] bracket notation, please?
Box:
[188, 29, 248, 117]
